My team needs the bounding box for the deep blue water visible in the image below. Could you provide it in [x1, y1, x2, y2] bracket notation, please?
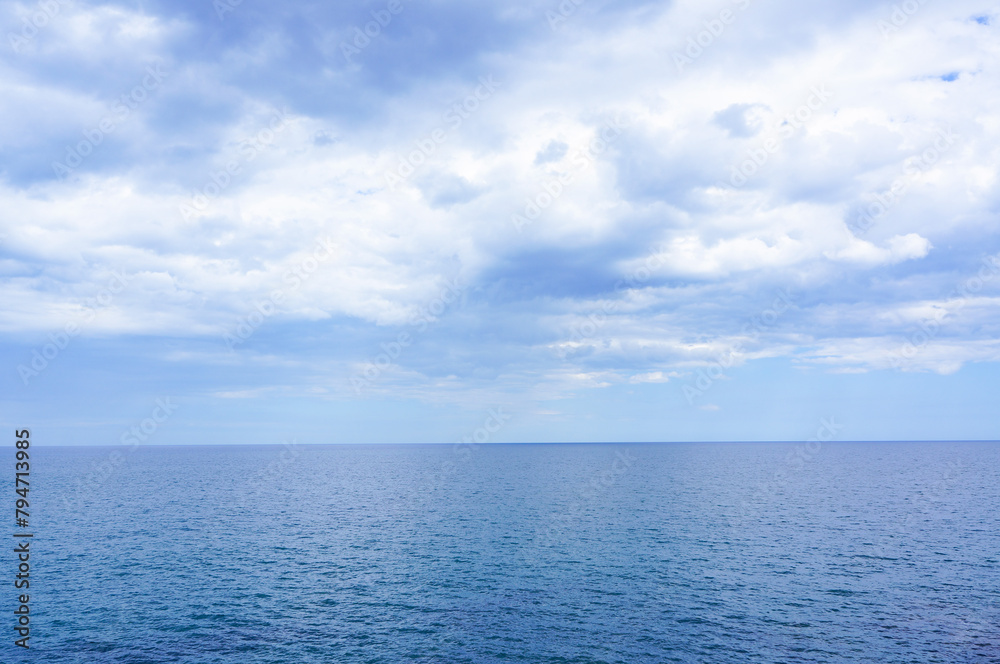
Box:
[8, 442, 1000, 663]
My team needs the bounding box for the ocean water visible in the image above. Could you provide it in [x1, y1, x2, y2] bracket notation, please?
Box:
[11, 442, 1000, 663]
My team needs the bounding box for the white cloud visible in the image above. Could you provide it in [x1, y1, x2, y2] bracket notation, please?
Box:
[1, 0, 999, 401]
[828, 233, 932, 265]
[628, 371, 679, 384]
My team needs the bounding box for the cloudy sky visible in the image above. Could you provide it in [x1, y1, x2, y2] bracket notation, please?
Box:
[2, 0, 999, 444]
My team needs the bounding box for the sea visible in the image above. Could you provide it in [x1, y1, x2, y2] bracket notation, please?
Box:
[10, 441, 1000, 663]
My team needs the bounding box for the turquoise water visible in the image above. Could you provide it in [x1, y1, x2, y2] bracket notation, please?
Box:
[11, 442, 1000, 662]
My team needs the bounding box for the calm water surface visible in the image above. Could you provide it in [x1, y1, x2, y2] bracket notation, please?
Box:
[12, 442, 1000, 663]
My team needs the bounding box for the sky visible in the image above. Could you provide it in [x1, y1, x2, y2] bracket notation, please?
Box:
[1, 0, 999, 445]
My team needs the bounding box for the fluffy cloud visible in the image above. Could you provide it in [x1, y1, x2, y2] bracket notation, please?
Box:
[1, 0, 999, 412]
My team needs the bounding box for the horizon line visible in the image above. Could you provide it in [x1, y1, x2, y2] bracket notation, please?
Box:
[25, 439, 1000, 447]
